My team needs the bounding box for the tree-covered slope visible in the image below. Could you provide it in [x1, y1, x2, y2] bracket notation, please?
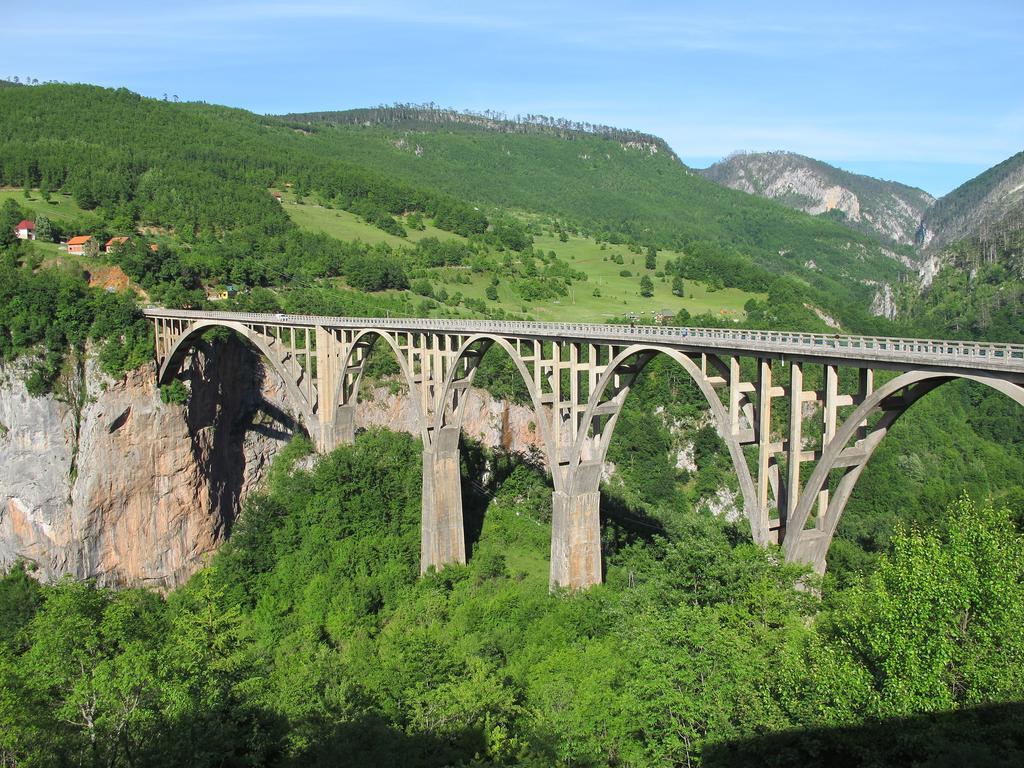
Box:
[281, 106, 908, 320]
[897, 151, 1024, 341]
[699, 151, 934, 246]
[1, 431, 1022, 766]
[920, 149, 1024, 251]
[0, 85, 912, 331]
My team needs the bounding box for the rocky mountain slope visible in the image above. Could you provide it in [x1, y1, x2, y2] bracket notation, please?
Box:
[902, 152, 1024, 340]
[699, 151, 934, 246]
[918, 150, 1024, 252]
[700, 148, 1024, 337]
[0, 339, 297, 587]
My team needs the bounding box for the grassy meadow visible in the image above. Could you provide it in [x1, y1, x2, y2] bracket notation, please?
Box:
[284, 196, 761, 322]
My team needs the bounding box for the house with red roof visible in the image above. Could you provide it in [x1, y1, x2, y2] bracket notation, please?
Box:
[66, 235, 93, 255]
[105, 236, 130, 253]
[14, 220, 35, 240]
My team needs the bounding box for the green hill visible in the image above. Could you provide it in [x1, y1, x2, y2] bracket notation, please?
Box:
[897, 151, 1024, 341]
[920, 149, 1024, 251]
[281, 106, 907, 321]
[0, 85, 909, 331]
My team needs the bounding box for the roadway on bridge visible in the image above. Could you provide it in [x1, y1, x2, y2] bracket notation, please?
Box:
[143, 308, 1024, 378]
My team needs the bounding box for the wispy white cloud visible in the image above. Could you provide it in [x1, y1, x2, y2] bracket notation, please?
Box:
[186, 1, 526, 29]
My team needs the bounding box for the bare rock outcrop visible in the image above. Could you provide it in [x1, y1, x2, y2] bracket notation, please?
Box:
[357, 385, 545, 459]
[0, 338, 296, 588]
[870, 282, 898, 320]
[700, 151, 934, 246]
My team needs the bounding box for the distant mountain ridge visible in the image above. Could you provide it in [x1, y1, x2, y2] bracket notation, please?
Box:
[699, 151, 934, 246]
[279, 103, 679, 161]
[699, 148, 1023, 338]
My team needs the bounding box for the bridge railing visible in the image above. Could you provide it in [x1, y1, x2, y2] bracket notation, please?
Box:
[142, 309, 1024, 370]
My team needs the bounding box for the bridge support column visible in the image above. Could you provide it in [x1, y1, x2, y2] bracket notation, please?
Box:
[313, 405, 356, 452]
[420, 443, 466, 574]
[550, 490, 602, 590]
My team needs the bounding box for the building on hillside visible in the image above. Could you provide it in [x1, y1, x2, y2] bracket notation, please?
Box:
[654, 310, 676, 325]
[66, 235, 93, 255]
[272, 191, 282, 203]
[14, 220, 35, 240]
[149, 243, 159, 252]
[105, 236, 130, 253]
[206, 284, 240, 301]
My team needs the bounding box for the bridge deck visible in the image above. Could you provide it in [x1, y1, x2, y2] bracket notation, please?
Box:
[143, 308, 1024, 377]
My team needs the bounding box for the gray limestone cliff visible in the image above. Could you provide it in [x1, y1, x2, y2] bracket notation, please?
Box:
[700, 151, 934, 246]
[0, 337, 297, 588]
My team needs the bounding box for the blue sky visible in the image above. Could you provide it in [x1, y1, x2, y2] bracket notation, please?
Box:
[4, 1, 1022, 196]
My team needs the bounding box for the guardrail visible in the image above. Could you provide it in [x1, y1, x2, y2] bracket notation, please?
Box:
[143, 308, 1024, 372]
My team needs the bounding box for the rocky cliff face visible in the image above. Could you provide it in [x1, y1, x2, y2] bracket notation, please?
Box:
[356, 385, 544, 459]
[700, 151, 934, 246]
[0, 337, 297, 588]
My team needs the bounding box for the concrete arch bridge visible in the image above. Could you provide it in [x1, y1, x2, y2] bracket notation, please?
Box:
[144, 308, 1024, 589]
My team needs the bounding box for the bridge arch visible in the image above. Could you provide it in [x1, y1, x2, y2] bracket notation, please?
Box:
[144, 308, 1024, 588]
[433, 333, 558, 471]
[784, 371, 1024, 570]
[332, 328, 427, 443]
[569, 344, 759, 536]
[157, 319, 315, 430]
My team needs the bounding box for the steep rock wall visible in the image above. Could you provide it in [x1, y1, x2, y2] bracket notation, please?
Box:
[356, 386, 545, 460]
[0, 338, 296, 588]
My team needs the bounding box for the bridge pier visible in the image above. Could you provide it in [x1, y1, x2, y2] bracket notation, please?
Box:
[550, 489, 602, 590]
[313, 406, 355, 453]
[420, 428, 467, 574]
[330, 404, 357, 449]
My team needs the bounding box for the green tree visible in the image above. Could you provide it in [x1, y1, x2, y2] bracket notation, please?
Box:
[645, 245, 657, 270]
[672, 275, 684, 296]
[20, 582, 166, 765]
[485, 284, 498, 301]
[805, 496, 1024, 720]
[640, 274, 654, 297]
[34, 215, 52, 243]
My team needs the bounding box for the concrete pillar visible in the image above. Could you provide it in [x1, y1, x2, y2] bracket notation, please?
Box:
[420, 446, 466, 574]
[313, 405, 355, 453]
[550, 489, 602, 590]
[334, 404, 356, 446]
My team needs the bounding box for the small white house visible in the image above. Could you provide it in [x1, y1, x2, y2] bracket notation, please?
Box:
[14, 219, 35, 240]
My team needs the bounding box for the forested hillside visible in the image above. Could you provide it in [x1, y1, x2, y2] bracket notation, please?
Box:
[920, 150, 1024, 251]
[1, 432, 1022, 766]
[282, 106, 907, 323]
[898, 151, 1024, 341]
[0, 87, 915, 333]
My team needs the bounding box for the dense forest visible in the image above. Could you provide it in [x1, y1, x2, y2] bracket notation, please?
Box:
[0, 82, 1022, 766]
[1, 432, 1022, 766]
